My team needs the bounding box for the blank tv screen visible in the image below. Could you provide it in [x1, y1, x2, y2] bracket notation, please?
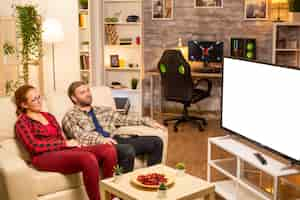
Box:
[222, 58, 300, 162]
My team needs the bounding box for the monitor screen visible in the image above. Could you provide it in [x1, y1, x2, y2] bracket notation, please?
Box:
[222, 57, 300, 162]
[188, 41, 223, 63]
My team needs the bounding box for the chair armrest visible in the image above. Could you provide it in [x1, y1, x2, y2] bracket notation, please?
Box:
[114, 125, 169, 164]
[0, 147, 36, 200]
[194, 79, 213, 95]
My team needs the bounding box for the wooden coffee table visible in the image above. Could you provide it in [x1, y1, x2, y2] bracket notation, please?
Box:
[100, 164, 215, 200]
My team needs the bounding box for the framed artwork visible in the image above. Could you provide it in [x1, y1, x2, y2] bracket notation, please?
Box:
[110, 55, 120, 67]
[152, 0, 174, 20]
[244, 0, 268, 20]
[195, 0, 223, 8]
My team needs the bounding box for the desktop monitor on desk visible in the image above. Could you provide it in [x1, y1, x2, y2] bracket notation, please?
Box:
[188, 40, 224, 67]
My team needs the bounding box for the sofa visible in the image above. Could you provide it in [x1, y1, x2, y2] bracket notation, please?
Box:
[0, 86, 168, 200]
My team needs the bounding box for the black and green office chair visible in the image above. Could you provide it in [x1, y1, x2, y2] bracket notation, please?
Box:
[158, 49, 212, 132]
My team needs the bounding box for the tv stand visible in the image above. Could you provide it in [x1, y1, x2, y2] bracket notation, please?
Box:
[208, 136, 299, 200]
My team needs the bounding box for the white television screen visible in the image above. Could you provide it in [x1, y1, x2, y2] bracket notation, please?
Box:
[222, 57, 300, 162]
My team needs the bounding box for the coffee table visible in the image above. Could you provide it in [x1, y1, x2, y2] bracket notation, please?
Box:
[100, 164, 215, 200]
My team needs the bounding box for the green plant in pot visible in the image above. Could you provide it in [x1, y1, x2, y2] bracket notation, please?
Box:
[2, 42, 15, 64]
[80, 0, 88, 9]
[175, 162, 186, 176]
[16, 5, 42, 84]
[288, 0, 300, 22]
[131, 78, 139, 90]
[157, 182, 167, 198]
[113, 165, 123, 183]
[289, 0, 300, 12]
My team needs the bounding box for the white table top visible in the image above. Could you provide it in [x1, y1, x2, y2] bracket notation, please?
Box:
[101, 164, 215, 200]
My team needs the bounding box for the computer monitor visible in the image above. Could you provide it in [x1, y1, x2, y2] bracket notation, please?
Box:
[188, 41, 223, 66]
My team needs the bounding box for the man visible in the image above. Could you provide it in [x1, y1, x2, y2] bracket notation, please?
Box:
[62, 81, 166, 173]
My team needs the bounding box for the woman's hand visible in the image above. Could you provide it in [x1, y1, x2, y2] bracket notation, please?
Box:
[66, 139, 80, 147]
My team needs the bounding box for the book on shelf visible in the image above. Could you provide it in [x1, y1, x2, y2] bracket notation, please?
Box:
[80, 55, 90, 70]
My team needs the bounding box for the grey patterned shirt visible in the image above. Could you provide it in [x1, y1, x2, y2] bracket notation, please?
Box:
[62, 106, 157, 145]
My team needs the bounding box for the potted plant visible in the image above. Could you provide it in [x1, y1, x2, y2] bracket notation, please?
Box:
[131, 78, 139, 90]
[113, 165, 123, 183]
[288, 0, 300, 22]
[80, 0, 88, 9]
[16, 5, 42, 84]
[175, 162, 185, 176]
[157, 182, 167, 198]
[2, 42, 15, 64]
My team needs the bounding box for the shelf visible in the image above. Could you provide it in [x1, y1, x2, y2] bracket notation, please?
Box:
[209, 158, 237, 178]
[104, 44, 141, 48]
[215, 180, 265, 200]
[105, 67, 140, 71]
[80, 50, 90, 54]
[111, 88, 141, 93]
[79, 9, 88, 13]
[104, 0, 142, 2]
[104, 22, 141, 25]
[209, 137, 299, 177]
[80, 69, 90, 72]
[275, 49, 300, 52]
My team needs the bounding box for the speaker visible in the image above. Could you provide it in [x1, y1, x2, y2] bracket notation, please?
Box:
[231, 38, 256, 60]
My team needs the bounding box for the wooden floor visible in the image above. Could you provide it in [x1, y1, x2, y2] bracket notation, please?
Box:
[158, 117, 300, 200]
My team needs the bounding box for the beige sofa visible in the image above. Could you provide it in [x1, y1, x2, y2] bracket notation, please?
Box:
[0, 86, 168, 200]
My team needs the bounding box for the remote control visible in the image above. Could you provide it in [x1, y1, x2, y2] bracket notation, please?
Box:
[254, 153, 267, 165]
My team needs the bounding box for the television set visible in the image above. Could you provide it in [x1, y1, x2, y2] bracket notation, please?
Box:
[188, 41, 223, 66]
[222, 57, 300, 164]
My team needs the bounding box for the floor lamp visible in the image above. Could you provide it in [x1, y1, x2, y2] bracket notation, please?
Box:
[42, 18, 64, 91]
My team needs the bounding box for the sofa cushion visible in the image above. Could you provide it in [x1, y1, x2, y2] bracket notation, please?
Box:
[46, 86, 116, 126]
[29, 167, 83, 196]
[91, 87, 116, 110]
[0, 139, 31, 162]
[0, 96, 48, 141]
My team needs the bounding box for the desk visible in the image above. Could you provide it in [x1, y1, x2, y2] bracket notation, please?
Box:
[146, 70, 222, 118]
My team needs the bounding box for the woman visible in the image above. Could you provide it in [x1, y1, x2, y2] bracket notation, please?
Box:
[14, 85, 117, 200]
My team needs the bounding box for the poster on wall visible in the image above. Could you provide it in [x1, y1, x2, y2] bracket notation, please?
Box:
[195, 0, 223, 8]
[244, 0, 268, 20]
[152, 0, 174, 20]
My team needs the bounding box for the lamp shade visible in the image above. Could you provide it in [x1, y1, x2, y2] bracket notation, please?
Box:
[42, 18, 64, 43]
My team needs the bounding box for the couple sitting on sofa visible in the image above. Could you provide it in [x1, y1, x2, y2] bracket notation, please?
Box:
[14, 81, 166, 200]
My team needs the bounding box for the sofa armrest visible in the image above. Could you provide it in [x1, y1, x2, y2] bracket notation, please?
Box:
[114, 125, 168, 164]
[0, 147, 36, 200]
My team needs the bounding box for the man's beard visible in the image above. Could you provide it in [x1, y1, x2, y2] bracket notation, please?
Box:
[78, 97, 92, 107]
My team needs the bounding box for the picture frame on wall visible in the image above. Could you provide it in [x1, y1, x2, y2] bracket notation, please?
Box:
[152, 0, 174, 20]
[244, 0, 268, 20]
[194, 0, 223, 8]
[110, 55, 120, 67]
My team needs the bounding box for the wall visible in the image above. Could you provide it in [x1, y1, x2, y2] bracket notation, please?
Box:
[0, 0, 80, 94]
[142, 0, 274, 116]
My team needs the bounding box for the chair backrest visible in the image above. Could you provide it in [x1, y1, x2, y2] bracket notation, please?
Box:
[158, 50, 194, 102]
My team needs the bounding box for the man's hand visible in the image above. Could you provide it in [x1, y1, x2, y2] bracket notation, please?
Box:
[102, 138, 117, 145]
[66, 139, 81, 147]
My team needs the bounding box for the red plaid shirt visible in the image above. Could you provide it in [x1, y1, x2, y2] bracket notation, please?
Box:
[15, 112, 66, 157]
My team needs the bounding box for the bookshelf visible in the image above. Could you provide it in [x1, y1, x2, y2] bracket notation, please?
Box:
[102, 0, 143, 115]
[272, 23, 300, 68]
[78, 0, 92, 84]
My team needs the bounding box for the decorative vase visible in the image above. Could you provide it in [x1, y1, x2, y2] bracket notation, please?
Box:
[113, 174, 122, 183]
[157, 189, 167, 199]
[176, 169, 185, 177]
